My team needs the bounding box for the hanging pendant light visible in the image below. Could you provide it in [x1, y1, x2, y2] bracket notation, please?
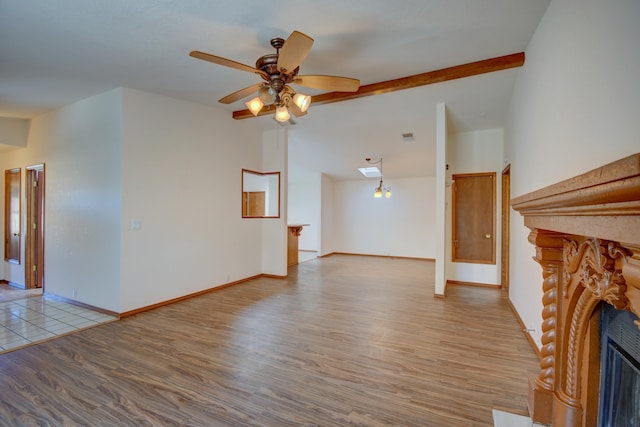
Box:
[374, 182, 383, 198]
[366, 157, 391, 199]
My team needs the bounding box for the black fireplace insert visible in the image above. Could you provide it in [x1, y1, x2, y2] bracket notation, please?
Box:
[599, 304, 640, 426]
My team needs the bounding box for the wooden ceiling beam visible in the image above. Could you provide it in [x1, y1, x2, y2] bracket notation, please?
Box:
[232, 52, 524, 120]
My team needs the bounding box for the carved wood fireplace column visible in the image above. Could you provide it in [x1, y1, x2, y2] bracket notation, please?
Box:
[528, 229, 565, 424]
[512, 153, 640, 427]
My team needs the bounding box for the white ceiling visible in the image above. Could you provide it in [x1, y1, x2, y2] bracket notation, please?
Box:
[0, 0, 550, 180]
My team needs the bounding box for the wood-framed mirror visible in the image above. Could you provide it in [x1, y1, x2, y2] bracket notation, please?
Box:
[242, 169, 280, 218]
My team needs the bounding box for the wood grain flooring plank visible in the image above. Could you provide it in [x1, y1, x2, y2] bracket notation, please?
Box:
[0, 255, 538, 426]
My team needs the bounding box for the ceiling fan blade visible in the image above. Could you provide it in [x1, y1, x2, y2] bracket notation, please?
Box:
[293, 75, 360, 92]
[218, 83, 262, 104]
[277, 31, 314, 74]
[189, 51, 268, 79]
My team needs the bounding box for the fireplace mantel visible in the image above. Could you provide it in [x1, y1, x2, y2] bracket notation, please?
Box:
[512, 153, 640, 427]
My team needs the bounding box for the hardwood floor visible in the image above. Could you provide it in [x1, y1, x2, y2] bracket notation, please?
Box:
[0, 255, 539, 426]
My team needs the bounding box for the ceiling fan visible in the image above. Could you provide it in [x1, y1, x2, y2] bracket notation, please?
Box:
[189, 30, 360, 122]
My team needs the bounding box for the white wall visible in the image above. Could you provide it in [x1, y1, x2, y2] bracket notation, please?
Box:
[505, 0, 640, 347]
[261, 128, 288, 276]
[319, 173, 335, 256]
[120, 88, 264, 312]
[1, 89, 122, 311]
[435, 103, 447, 295]
[1, 86, 284, 313]
[0, 117, 29, 149]
[288, 170, 320, 251]
[332, 177, 436, 258]
[446, 128, 503, 285]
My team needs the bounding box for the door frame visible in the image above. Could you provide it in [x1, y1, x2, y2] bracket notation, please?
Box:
[4, 167, 21, 264]
[501, 164, 510, 290]
[25, 164, 45, 289]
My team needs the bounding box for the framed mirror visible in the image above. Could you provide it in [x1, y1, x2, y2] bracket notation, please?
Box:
[242, 169, 280, 218]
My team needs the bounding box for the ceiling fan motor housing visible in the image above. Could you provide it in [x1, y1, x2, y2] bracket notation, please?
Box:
[255, 44, 300, 101]
[255, 54, 279, 76]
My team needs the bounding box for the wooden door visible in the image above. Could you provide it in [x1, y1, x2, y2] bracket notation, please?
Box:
[26, 166, 45, 289]
[452, 172, 496, 264]
[243, 191, 265, 217]
[4, 168, 21, 264]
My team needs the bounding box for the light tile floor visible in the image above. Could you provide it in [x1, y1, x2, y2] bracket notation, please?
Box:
[0, 295, 117, 354]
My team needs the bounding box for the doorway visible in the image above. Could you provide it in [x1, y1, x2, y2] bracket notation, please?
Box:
[25, 165, 45, 289]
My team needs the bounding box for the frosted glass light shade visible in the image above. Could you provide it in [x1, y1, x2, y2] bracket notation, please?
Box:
[275, 105, 290, 122]
[246, 97, 264, 116]
[258, 85, 276, 104]
[293, 93, 311, 112]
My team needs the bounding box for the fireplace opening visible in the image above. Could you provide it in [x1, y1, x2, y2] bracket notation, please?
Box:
[599, 304, 640, 426]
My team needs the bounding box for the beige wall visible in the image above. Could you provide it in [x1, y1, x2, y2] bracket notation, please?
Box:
[505, 0, 640, 346]
[120, 88, 266, 312]
[0, 89, 122, 310]
[1, 87, 268, 313]
[446, 128, 504, 286]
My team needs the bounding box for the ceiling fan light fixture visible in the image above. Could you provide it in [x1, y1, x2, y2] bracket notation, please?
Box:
[293, 93, 311, 112]
[246, 97, 264, 116]
[258, 85, 276, 104]
[275, 104, 290, 122]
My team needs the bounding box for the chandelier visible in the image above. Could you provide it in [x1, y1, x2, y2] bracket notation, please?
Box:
[366, 157, 391, 198]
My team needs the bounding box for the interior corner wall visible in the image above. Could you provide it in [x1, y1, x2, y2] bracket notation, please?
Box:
[434, 102, 447, 295]
[1, 89, 122, 312]
[261, 127, 288, 276]
[446, 129, 504, 285]
[120, 88, 264, 312]
[319, 173, 335, 256]
[0, 117, 29, 149]
[504, 0, 640, 347]
[332, 177, 436, 259]
[288, 170, 320, 252]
